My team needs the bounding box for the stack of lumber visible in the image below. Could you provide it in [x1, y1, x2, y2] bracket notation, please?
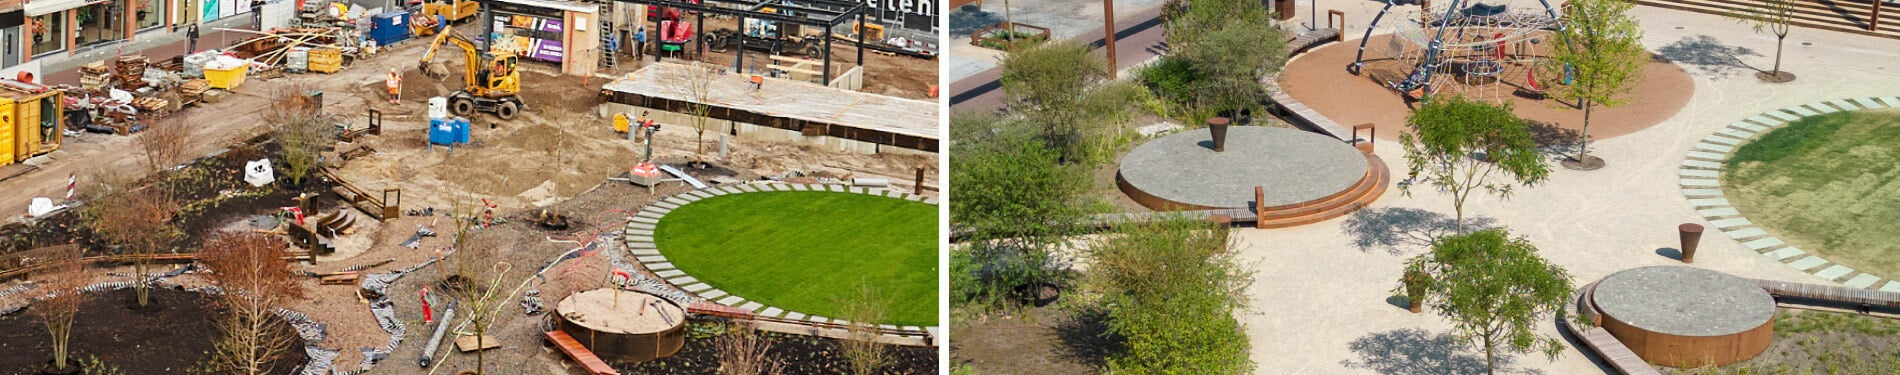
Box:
[179, 79, 211, 104]
[79, 62, 112, 90]
[130, 97, 170, 112]
[114, 55, 149, 91]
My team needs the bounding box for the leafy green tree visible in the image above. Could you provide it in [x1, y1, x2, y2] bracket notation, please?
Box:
[948, 133, 1094, 309]
[1726, 0, 1796, 81]
[1092, 220, 1252, 374]
[1399, 96, 1550, 232]
[1546, 0, 1646, 168]
[1154, 0, 1287, 121]
[1400, 228, 1574, 375]
[999, 41, 1133, 163]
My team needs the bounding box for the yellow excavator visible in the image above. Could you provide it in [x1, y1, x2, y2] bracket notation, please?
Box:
[417, 26, 524, 120]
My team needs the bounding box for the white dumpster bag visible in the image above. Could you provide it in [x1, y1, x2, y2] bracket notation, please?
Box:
[244, 158, 276, 187]
[26, 197, 57, 217]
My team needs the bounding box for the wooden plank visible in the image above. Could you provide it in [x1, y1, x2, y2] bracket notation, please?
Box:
[544, 331, 620, 375]
[454, 335, 501, 352]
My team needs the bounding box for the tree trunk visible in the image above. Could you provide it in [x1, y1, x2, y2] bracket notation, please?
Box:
[1575, 101, 1593, 162]
[1772, 34, 1785, 76]
[135, 260, 150, 307]
[1004, 0, 1016, 50]
[1484, 335, 1497, 375]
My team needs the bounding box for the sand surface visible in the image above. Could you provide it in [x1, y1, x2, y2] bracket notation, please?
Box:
[557, 288, 685, 334]
[1278, 34, 1695, 142]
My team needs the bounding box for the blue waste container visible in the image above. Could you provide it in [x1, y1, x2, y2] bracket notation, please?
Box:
[429, 118, 456, 145]
[453, 117, 471, 144]
[370, 11, 413, 47]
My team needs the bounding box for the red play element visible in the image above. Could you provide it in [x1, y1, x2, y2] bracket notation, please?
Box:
[660, 20, 694, 43]
[629, 163, 662, 178]
[281, 207, 305, 225]
[1527, 69, 1545, 91]
[420, 287, 434, 324]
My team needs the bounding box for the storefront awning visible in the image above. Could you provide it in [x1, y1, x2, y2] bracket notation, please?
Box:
[25, 0, 107, 16]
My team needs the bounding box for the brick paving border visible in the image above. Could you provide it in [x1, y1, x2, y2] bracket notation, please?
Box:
[624, 183, 940, 336]
[1679, 96, 1900, 292]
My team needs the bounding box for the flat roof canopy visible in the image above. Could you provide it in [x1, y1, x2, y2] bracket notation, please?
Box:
[601, 63, 938, 151]
[602, 0, 869, 27]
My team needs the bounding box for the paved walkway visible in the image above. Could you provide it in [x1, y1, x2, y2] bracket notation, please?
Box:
[947, 4, 1171, 113]
[1229, 4, 1900, 374]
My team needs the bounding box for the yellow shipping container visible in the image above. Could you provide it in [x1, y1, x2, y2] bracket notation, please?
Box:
[0, 80, 63, 165]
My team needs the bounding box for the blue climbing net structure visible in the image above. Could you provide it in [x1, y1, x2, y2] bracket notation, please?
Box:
[1351, 0, 1561, 103]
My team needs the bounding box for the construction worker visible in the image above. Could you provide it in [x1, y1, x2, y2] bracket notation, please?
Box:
[634, 26, 648, 61]
[386, 69, 402, 104]
[750, 75, 764, 91]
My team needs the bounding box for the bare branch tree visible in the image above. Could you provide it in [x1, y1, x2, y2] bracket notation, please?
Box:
[839, 282, 891, 375]
[266, 84, 331, 186]
[199, 233, 304, 375]
[32, 245, 90, 372]
[717, 322, 785, 375]
[79, 171, 181, 307]
[685, 62, 717, 166]
[136, 115, 193, 174]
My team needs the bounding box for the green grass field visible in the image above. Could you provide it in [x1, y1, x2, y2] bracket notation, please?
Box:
[655, 191, 939, 326]
[1723, 109, 1900, 279]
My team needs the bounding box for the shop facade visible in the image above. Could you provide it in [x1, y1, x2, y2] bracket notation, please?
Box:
[2, 0, 257, 70]
[483, 0, 597, 76]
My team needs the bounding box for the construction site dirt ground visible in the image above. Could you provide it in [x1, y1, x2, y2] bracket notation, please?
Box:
[0, 24, 940, 374]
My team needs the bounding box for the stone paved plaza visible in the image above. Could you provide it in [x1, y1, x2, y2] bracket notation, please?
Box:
[1231, 2, 1900, 373]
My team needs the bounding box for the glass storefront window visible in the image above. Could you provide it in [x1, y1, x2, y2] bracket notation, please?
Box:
[76, 2, 129, 48]
[136, 0, 165, 30]
[30, 14, 65, 56]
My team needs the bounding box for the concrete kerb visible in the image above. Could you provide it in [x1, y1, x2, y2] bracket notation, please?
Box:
[1678, 97, 1900, 292]
[622, 182, 941, 343]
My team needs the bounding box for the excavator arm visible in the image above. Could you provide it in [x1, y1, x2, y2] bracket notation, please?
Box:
[416, 26, 484, 91]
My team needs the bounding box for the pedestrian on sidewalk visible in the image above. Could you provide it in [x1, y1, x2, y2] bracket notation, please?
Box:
[186, 24, 200, 53]
[635, 26, 648, 61]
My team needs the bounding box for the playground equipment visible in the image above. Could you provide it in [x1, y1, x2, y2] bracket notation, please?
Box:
[1351, 0, 1560, 102]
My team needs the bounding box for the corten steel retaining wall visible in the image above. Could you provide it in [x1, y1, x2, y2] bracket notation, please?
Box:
[554, 295, 690, 362]
[1597, 302, 1774, 368]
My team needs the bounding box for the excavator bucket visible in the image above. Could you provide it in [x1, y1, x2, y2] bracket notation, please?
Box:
[421, 61, 451, 79]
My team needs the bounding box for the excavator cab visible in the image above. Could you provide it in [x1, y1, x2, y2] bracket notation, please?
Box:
[419, 26, 525, 120]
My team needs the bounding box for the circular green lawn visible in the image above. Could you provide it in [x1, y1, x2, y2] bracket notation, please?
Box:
[1723, 109, 1900, 279]
[654, 191, 938, 326]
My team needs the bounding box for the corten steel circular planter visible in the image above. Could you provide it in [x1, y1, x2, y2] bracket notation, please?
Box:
[554, 289, 688, 362]
[1207, 117, 1231, 152]
[1679, 223, 1705, 263]
[1403, 271, 1426, 313]
[1015, 282, 1061, 307]
[1593, 266, 1775, 368]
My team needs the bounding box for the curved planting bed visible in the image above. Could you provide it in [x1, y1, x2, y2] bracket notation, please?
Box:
[1680, 97, 1900, 290]
[633, 184, 938, 327]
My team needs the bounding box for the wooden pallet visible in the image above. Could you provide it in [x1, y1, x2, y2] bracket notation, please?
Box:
[544, 330, 620, 375]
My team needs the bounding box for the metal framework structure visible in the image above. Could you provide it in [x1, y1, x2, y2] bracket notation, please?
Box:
[597, 0, 871, 84]
[1350, 0, 1560, 100]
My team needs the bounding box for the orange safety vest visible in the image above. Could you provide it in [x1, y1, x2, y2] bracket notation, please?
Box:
[386, 72, 402, 95]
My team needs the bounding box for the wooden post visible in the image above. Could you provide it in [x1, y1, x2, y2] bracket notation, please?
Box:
[1104, 0, 1117, 80]
[1874, 0, 1884, 32]
[914, 165, 928, 195]
[1328, 10, 1346, 43]
[1254, 186, 1268, 229]
[1352, 123, 1376, 153]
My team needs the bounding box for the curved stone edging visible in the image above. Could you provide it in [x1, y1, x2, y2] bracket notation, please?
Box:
[623, 183, 939, 336]
[1679, 96, 1900, 292]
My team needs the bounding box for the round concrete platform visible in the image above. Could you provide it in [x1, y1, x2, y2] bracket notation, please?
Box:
[1117, 126, 1367, 210]
[1592, 265, 1775, 367]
